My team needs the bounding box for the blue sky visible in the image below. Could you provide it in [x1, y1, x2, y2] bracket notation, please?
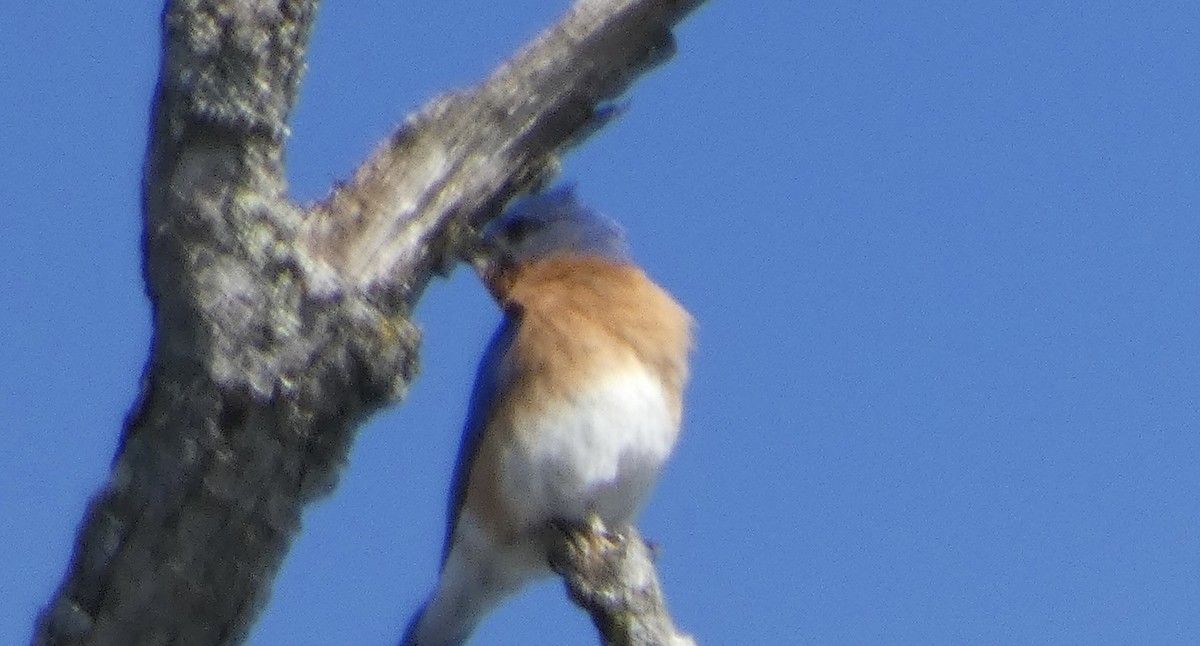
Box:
[3, 1, 1199, 644]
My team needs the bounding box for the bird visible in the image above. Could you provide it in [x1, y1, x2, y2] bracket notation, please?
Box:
[400, 187, 694, 646]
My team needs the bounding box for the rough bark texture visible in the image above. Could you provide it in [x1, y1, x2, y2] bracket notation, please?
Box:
[33, 1, 706, 645]
[551, 518, 697, 646]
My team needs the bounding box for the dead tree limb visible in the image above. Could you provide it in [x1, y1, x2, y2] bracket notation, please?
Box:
[34, 1, 706, 644]
[551, 518, 697, 646]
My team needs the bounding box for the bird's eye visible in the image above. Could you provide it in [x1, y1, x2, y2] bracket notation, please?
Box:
[504, 218, 537, 244]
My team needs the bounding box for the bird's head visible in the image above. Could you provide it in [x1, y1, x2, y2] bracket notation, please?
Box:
[469, 187, 630, 296]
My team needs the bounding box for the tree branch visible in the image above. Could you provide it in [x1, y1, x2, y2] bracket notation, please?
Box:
[551, 518, 697, 646]
[33, 1, 706, 644]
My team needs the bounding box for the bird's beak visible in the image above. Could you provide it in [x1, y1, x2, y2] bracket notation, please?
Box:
[464, 236, 494, 278]
[463, 229, 505, 294]
[464, 234, 518, 302]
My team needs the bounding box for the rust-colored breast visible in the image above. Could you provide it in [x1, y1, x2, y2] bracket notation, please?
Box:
[495, 255, 694, 402]
[461, 255, 694, 541]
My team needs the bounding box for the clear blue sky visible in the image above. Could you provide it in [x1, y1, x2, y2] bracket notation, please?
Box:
[3, 1, 1199, 644]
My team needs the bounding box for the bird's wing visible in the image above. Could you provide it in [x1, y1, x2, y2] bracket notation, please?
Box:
[442, 308, 521, 564]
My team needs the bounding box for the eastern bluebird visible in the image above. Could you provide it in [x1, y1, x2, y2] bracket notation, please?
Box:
[399, 188, 693, 646]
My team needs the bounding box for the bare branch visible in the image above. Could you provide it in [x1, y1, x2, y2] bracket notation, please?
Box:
[551, 518, 697, 646]
[303, 0, 707, 308]
[33, 0, 706, 644]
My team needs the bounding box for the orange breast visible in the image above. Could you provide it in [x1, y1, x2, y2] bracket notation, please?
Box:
[498, 255, 693, 406]
[460, 255, 694, 540]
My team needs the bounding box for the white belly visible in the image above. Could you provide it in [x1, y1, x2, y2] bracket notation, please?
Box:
[499, 369, 679, 528]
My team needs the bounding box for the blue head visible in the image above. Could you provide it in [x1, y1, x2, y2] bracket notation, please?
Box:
[479, 186, 631, 268]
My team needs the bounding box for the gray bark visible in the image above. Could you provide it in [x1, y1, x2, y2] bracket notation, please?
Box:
[551, 518, 697, 646]
[33, 0, 706, 645]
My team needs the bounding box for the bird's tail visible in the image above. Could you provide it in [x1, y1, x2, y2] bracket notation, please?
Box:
[397, 595, 479, 646]
[399, 519, 539, 644]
